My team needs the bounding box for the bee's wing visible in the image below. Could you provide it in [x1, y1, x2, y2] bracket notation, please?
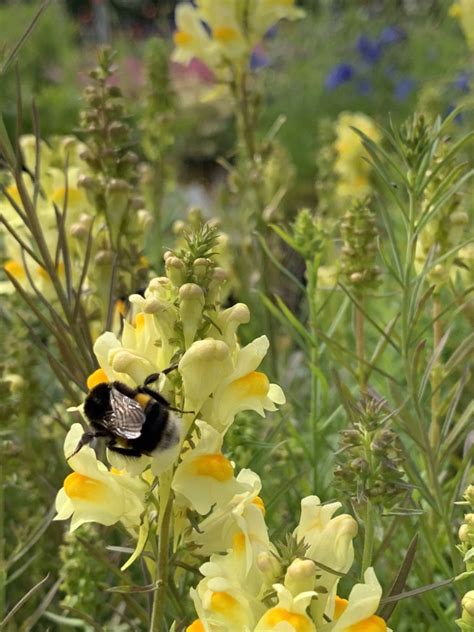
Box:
[105, 387, 145, 439]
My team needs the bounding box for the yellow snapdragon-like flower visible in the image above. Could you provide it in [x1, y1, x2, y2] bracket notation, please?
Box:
[333, 112, 380, 201]
[449, 1, 474, 49]
[255, 584, 317, 632]
[54, 424, 146, 531]
[172, 0, 304, 73]
[210, 336, 285, 430]
[325, 568, 388, 632]
[173, 420, 243, 514]
[191, 469, 269, 559]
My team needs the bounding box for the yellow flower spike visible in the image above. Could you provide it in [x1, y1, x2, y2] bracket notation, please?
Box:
[3, 260, 25, 279]
[347, 615, 387, 632]
[186, 621, 205, 632]
[63, 472, 107, 502]
[213, 25, 240, 42]
[193, 454, 234, 481]
[263, 607, 313, 632]
[86, 368, 109, 390]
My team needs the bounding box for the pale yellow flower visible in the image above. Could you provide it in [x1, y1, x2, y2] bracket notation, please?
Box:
[323, 568, 389, 632]
[334, 112, 380, 201]
[255, 584, 317, 632]
[172, 3, 215, 66]
[449, 1, 474, 49]
[200, 335, 286, 432]
[54, 424, 146, 531]
[172, 420, 242, 514]
[294, 496, 358, 620]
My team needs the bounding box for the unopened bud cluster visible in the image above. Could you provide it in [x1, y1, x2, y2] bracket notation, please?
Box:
[292, 207, 326, 262]
[456, 486, 474, 630]
[78, 46, 152, 288]
[340, 198, 381, 291]
[334, 396, 407, 507]
[399, 113, 431, 173]
[164, 222, 229, 350]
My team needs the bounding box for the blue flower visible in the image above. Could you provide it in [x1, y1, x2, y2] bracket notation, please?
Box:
[356, 78, 373, 96]
[453, 71, 470, 93]
[394, 77, 416, 101]
[250, 46, 269, 71]
[324, 63, 354, 90]
[356, 35, 383, 65]
[379, 26, 406, 46]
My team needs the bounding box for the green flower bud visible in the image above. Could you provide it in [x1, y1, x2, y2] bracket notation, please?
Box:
[179, 283, 205, 349]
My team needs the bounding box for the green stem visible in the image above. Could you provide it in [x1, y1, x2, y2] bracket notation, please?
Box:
[361, 498, 375, 577]
[355, 298, 366, 394]
[429, 294, 442, 449]
[307, 262, 320, 490]
[149, 493, 173, 632]
[0, 463, 5, 622]
[233, 67, 278, 376]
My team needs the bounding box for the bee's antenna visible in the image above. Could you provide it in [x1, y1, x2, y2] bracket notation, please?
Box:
[66, 432, 95, 461]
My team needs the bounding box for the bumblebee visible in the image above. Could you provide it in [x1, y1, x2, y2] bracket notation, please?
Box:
[69, 373, 180, 460]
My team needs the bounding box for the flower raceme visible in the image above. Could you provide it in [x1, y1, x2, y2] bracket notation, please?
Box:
[333, 112, 381, 201]
[172, 0, 304, 74]
[53, 233, 388, 631]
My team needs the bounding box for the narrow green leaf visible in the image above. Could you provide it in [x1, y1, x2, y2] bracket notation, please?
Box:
[379, 534, 418, 620]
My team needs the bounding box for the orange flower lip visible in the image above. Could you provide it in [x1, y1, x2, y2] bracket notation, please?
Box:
[213, 25, 240, 43]
[86, 368, 109, 390]
[230, 371, 270, 397]
[193, 453, 234, 481]
[174, 30, 193, 46]
[64, 472, 107, 501]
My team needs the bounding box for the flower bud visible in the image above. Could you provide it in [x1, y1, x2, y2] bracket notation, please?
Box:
[193, 258, 212, 283]
[173, 220, 186, 235]
[256, 551, 281, 584]
[106, 178, 130, 219]
[70, 223, 89, 240]
[461, 591, 474, 626]
[458, 523, 470, 543]
[206, 267, 227, 306]
[166, 256, 186, 287]
[77, 174, 99, 192]
[465, 486, 474, 507]
[284, 558, 317, 596]
[179, 283, 205, 348]
[95, 249, 114, 265]
[110, 349, 156, 385]
[136, 209, 154, 231]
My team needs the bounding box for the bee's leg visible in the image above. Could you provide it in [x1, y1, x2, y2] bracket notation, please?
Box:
[138, 386, 194, 414]
[106, 440, 144, 458]
[139, 386, 171, 406]
[66, 431, 96, 460]
[143, 363, 179, 387]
